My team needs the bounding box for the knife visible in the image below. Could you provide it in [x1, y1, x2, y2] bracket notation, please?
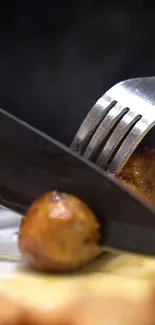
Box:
[0, 108, 155, 257]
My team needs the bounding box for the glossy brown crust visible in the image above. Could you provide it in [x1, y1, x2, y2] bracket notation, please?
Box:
[18, 191, 102, 271]
[117, 148, 155, 207]
[1, 276, 155, 325]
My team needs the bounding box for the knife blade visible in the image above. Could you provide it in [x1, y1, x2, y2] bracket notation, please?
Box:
[0, 108, 155, 256]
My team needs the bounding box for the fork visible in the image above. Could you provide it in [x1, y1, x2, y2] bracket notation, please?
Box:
[71, 77, 155, 174]
[0, 227, 22, 262]
[0, 208, 22, 262]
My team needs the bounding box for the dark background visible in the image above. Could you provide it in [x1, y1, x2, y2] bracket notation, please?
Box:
[0, 1, 155, 145]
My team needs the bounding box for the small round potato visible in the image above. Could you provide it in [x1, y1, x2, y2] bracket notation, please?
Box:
[18, 191, 102, 272]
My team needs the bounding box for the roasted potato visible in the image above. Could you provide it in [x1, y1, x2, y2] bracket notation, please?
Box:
[18, 191, 102, 272]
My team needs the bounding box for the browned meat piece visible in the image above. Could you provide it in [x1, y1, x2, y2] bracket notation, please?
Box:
[18, 191, 102, 272]
[117, 148, 155, 207]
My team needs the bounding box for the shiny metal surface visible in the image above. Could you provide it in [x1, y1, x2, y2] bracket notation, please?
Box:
[0, 205, 21, 228]
[71, 77, 155, 174]
[0, 227, 22, 261]
[0, 207, 22, 261]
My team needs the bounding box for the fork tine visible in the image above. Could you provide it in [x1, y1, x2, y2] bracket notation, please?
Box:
[0, 227, 22, 262]
[71, 77, 155, 175]
[0, 252, 22, 262]
[71, 96, 116, 154]
[96, 112, 142, 170]
[108, 118, 155, 174]
[83, 103, 128, 160]
[0, 242, 22, 262]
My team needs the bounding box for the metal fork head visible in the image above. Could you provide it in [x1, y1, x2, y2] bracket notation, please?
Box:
[71, 77, 155, 174]
[0, 227, 22, 262]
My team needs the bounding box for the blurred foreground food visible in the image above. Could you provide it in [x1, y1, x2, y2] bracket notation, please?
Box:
[0, 275, 155, 325]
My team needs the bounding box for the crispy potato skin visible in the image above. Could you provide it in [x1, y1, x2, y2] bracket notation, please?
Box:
[117, 148, 155, 207]
[18, 191, 102, 271]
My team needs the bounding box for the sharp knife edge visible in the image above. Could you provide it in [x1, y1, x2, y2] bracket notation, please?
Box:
[0, 108, 155, 256]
